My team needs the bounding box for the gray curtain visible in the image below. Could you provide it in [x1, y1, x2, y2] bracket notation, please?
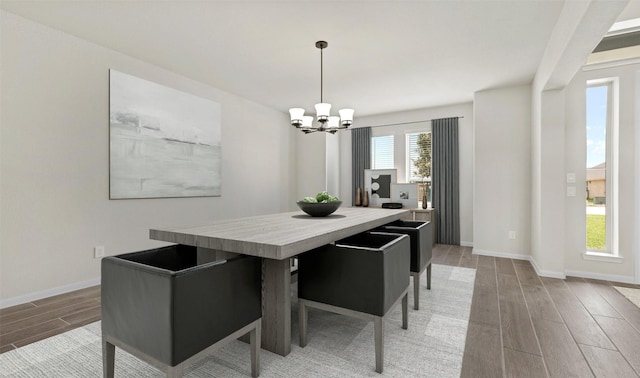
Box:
[432, 117, 460, 245]
[351, 127, 371, 204]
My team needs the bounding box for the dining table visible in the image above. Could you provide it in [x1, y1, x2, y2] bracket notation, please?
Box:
[149, 206, 410, 356]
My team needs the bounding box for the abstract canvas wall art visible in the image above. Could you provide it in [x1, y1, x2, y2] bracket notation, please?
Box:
[109, 70, 221, 199]
[364, 169, 397, 206]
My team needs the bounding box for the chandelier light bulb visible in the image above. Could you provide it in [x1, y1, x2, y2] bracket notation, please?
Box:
[315, 103, 331, 121]
[301, 116, 313, 129]
[339, 108, 355, 126]
[289, 108, 305, 127]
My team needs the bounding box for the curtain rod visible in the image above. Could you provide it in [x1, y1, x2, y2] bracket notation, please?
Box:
[352, 116, 464, 129]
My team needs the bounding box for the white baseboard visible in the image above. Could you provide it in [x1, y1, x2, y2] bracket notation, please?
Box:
[0, 278, 101, 309]
[469, 248, 632, 282]
[471, 248, 530, 261]
[564, 270, 635, 284]
[460, 241, 473, 247]
[529, 259, 566, 279]
[471, 248, 566, 279]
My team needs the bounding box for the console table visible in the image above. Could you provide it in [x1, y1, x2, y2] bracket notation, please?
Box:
[149, 207, 409, 357]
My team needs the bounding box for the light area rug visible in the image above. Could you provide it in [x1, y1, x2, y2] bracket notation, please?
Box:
[0, 264, 475, 377]
[614, 286, 640, 309]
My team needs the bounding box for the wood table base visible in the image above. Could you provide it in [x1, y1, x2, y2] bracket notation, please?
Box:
[261, 258, 291, 356]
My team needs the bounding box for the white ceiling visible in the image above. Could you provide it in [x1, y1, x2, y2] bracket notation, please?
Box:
[0, 1, 635, 117]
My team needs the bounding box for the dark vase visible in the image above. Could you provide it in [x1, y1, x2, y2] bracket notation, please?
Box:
[355, 187, 362, 206]
[422, 194, 428, 209]
[363, 191, 369, 207]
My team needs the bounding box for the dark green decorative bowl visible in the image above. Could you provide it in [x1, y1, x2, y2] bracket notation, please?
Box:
[296, 201, 342, 217]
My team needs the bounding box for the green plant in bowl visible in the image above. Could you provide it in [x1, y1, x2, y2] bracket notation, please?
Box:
[297, 192, 342, 216]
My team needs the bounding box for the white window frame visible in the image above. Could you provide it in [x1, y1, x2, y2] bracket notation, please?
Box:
[371, 134, 394, 169]
[584, 77, 620, 260]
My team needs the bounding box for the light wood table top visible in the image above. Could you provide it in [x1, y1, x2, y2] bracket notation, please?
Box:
[150, 207, 410, 260]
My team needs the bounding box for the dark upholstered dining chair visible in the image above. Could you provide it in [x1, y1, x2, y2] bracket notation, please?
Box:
[101, 245, 262, 378]
[375, 220, 432, 310]
[297, 232, 410, 373]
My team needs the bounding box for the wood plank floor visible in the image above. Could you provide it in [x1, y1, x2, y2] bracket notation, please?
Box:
[2, 245, 640, 377]
[437, 244, 640, 378]
[0, 285, 101, 353]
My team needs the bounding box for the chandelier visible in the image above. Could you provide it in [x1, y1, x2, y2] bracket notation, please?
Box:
[289, 41, 354, 134]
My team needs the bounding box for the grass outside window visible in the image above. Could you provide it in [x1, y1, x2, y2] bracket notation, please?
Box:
[586, 214, 606, 251]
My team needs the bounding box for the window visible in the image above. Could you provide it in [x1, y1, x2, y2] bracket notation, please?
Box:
[369, 129, 432, 207]
[406, 132, 431, 182]
[586, 79, 618, 256]
[371, 135, 394, 169]
[407, 132, 431, 207]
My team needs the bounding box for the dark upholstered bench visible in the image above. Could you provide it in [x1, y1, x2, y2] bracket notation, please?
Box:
[375, 220, 432, 310]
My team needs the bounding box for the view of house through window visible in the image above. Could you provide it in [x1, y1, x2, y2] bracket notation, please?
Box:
[407, 132, 431, 207]
[371, 135, 394, 169]
[586, 82, 612, 252]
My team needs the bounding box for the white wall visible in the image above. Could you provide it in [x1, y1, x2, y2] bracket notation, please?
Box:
[473, 85, 532, 258]
[529, 0, 629, 279]
[563, 62, 639, 282]
[337, 103, 474, 245]
[0, 11, 295, 305]
[636, 70, 640, 284]
[325, 133, 340, 196]
[538, 89, 567, 276]
[294, 130, 341, 201]
[295, 131, 328, 200]
[531, 88, 543, 270]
